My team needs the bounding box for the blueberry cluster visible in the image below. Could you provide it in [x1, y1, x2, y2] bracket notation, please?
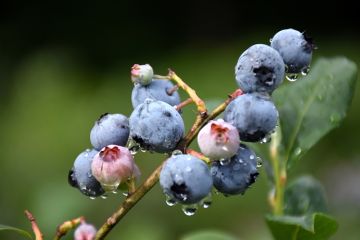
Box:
[68, 28, 314, 216]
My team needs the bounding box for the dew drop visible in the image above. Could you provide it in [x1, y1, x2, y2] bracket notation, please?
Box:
[256, 157, 263, 168]
[269, 38, 273, 43]
[140, 148, 147, 153]
[201, 193, 212, 209]
[286, 73, 298, 82]
[239, 159, 244, 164]
[122, 192, 129, 197]
[301, 66, 310, 76]
[185, 166, 192, 172]
[220, 158, 231, 166]
[249, 155, 255, 160]
[294, 147, 302, 156]
[181, 204, 198, 216]
[87, 171, 92, 178]
[100, 194, 108, 199]
[165, 195, 177, 207]
[172, 150, 183, 156]
[89, 196, 96, 200]
[260, 135, 271, 144]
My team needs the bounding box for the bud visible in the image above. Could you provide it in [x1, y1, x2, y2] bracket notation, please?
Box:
[91, 145, 140, 192]
[197, 119, 240, 160]
[74, 222, 96, 240]
[131, 64, 153, 85]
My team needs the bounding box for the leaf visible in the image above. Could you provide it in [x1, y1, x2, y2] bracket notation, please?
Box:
[284, 176, 328, 216]
[273, 57, 358, 169]
[181, 230, 238, 240]
[266, 213, 338, 240]
[0, 224, 33, 239]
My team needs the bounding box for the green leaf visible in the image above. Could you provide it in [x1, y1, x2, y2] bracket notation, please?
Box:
[266, 213, 338, 240]
[273, 57, 358, 169]
[181, 230, 238, 240]
[284, 176, 328, 216]
[0, 224, 33, 239]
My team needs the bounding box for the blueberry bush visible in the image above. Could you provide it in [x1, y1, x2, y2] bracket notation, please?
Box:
[0, 29, 357, 240]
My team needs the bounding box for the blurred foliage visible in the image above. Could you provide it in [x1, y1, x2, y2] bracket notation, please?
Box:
[0, 26, 359, 240]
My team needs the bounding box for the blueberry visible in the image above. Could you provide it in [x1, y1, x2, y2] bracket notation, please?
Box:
[90, 113, 129, 151]
[224, 93, 278, 142]
[131, 80, 181, 108]
[69, 149, 105, 197]
[131, 64, 154, 86]
[271, 28, 315, 74]
[235, 44, 285, 94]
[129, 99, 185, 153]
[197, 119, 240, 160]
[211, 144, 259, 195]
[160, 154, 213, 204]
[91, 145, 140, 192]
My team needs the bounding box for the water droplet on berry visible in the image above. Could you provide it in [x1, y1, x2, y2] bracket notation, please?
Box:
[220, 158, 230, 166]
[172, 150, 183, 156]
[239, 159, 244, 164]
[165, 195, 177, 207]
[269, 38, 273, 43]
[100, 194, 108, 199]
[179, 193, 188, 201]
[185, 166, 192, 172]
[201, 193, 212, 209]
[249, 155, 255, 160]
[222, 146, 229, 152]
[286, 73, 298, 82]
[182, 204, 198, 216]
[256, 157, 263, 168]
[87, 171, 92, 178]
[260, 135, 272, 144]
[122, 192, 129, 197]
[301, 66, 310, 76]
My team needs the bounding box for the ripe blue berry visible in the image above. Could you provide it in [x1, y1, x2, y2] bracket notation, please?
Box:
[131, 79, 181, 108]
[131, 64, 154, 86]
[197, 119, 240, 160]
[224, 93, 278, 142]
[90, 113, 129, 151]
[160, 154, 213, 204]
[271, 28, 315, 74]
[68, 149, 105, 197]
[129, 99, 185, 153]
[91, 145, 140, 192]
[211, 144, 259, 195]
[235, 44, 285, 94]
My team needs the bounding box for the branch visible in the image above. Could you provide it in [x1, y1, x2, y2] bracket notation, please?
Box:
[53, 216, 84, 240]
[24, 210, 43, 240]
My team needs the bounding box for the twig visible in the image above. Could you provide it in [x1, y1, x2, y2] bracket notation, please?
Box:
[53, 216, 84, 240]
[175, 98, 193, 110]
[24, 210, 43, 240]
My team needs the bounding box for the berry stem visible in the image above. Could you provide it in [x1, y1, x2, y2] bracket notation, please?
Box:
[53, 216, 84, 240]
[269, 130, 286, 216]
[175, 98, 193, 110]
[186, 149, 210, 163]
[24, 210, 43, 240]
[166, 84, 179, 95]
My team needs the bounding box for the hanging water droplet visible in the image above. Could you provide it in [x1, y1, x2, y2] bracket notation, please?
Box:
[286, 73, 298, 82]
[129, 145, 140, 155]
[100, 194, 108, 199]
[165, 195, 177, 207]
[301, 66, 310, 76]
[179, 193, 188, 201]
[89, 196, 96, 200]
[294, 147, 302, 156]
[269, 38, 273, 43]
[201, 193, 212, 209]
[172, 150, 183, 156]
[260, 135, 271, 144]
[101, 182, 120, 193]
[256, 157, 263, 168]
[220, 158, 230, 166]
[122, 192, 129, 197]
[181, 204, 198, 216]
[140, 148, 147, 153]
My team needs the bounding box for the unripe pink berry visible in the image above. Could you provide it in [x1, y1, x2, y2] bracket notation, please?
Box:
[197, 119, 240, 160]
[74, 222, 96, 240]
[91, 145, 140, 192]
[131, 64, 153, 85]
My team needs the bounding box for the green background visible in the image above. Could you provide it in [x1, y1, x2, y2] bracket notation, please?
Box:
[0, 2, 359, 239]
